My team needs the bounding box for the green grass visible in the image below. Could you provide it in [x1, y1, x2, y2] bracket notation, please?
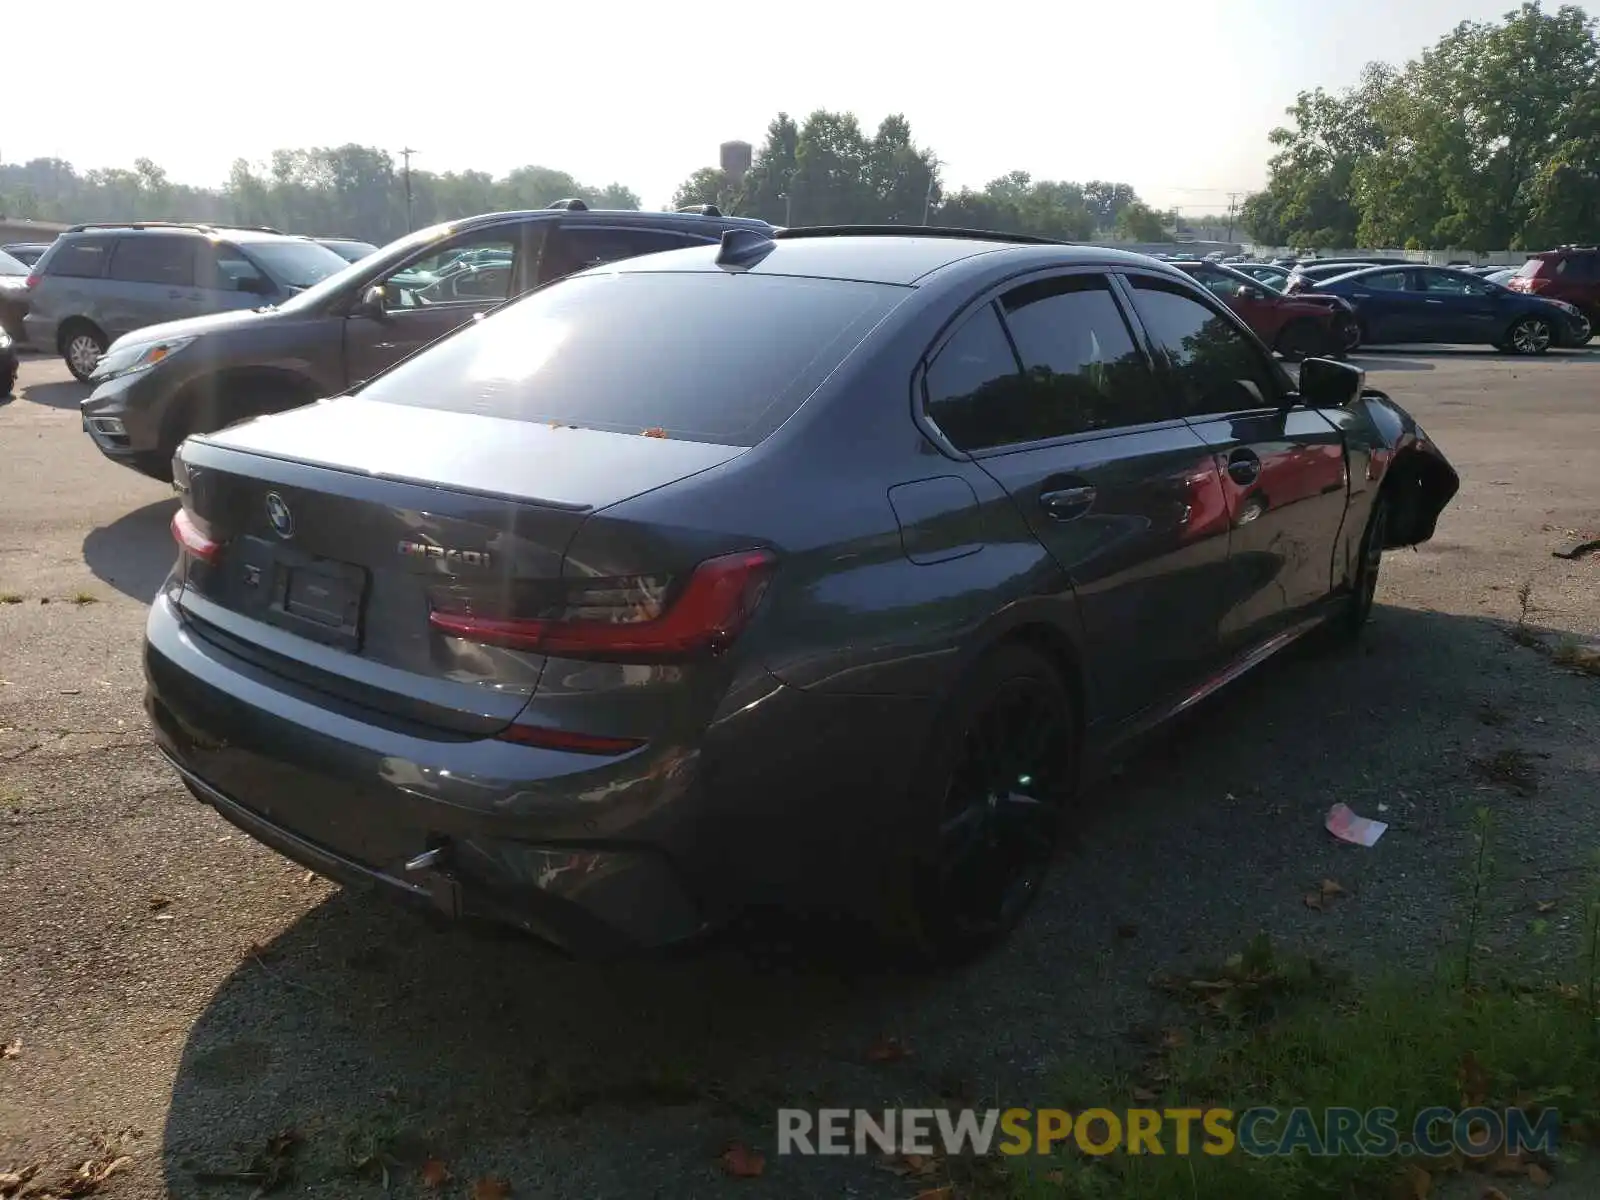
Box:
[71, 591, 98, 605]
[1007, 958, 1600, 1200]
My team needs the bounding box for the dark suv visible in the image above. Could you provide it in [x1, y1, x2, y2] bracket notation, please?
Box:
[1506, 246, 1600, 324]
[80, 202, 775, 480]
[24, 222, 351, 381]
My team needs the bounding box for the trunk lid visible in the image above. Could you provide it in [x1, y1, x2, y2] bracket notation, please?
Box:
[173, 399, 746, 735]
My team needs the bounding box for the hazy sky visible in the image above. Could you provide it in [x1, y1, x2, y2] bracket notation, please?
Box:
[7, 0, 1585, 213]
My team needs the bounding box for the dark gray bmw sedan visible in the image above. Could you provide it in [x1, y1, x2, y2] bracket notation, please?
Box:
[145, 227, 1459, 963]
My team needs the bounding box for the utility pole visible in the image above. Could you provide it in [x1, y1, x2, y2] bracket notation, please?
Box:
[1226, 191, 1245, 243]
[400, 147, 418, 232]
[923, 157, 943, 225]
[777, 191, 792, 227]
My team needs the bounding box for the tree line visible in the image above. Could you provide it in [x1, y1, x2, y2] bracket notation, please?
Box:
[1244, 1, 1600, 251]
[0, 114, 1167, 246]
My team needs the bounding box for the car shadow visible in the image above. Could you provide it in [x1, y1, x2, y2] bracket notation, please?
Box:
[158, 602, 1598, 1196]
[83, 497, 179, 601]
[1358, 344, 1600, 364]
[1349, 354, 1436, 372]
[21, 376, 88, 410]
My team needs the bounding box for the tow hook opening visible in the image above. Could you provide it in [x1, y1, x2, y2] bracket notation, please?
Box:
[404, 840, 463, 917]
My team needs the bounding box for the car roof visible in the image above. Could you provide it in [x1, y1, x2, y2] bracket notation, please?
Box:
[600, 231, 1184, 288]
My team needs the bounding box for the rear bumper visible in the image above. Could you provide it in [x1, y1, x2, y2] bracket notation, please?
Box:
[144, 590, 708, 954]
[143, 590, 937, 952]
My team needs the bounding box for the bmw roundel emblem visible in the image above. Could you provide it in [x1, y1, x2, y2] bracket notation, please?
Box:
[264, 492, 295, 539]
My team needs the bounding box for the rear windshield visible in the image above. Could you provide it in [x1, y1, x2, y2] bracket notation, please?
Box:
[0, 250, 26, 276]
[358, 270, 907, 446]
[1515, 258, 1548, 278]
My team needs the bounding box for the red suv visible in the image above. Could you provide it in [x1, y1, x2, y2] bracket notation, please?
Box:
[1507, 247, 1600, 329]
[1174, 261, 1359, 358]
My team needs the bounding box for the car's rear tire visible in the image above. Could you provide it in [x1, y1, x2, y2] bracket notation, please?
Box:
[59, 321, 108, 382]
[1276, 319, 1332, 362]
[888, 642, 1076, 966]
[1342, 493, 1389, 635]
[1503, 315, 1553, 356]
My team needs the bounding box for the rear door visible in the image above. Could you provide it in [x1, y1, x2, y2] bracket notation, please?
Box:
[923, 270, 1233, 724]
[1340, 267, 1418, 343]
[1121, 272, 1349, 654]
[538, 225, 716, 284]
[101, 234, 203, 337]
[342, 222, 545, 389]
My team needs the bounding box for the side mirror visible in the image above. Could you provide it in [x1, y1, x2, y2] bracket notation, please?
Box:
[354, 284, 389, 320]
[1298, 356, 1365, 408]
[1238, 285, 1264, 301]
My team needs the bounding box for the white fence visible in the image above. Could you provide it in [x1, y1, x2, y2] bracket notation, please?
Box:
[1244, 246, 1531, 266]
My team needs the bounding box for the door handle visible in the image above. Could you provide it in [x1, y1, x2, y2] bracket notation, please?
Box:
[1226, 448, 1262, 486]
[1425, 299, 1444, 305]
[1039, 485, 1096, 521]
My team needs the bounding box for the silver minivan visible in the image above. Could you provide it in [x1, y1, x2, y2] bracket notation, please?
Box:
[23, 222, 349, 380]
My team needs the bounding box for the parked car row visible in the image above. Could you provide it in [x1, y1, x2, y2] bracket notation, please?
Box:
[1180, 251, 1593, 355]
[140, 220, 1461, 963]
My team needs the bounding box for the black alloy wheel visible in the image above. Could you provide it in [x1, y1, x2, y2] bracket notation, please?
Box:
[903, 644, 1075, 964]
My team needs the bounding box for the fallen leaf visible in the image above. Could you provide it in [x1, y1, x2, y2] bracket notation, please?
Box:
[1186, 979, 1234, 993]
[0, 1165, 41, 1192]
[641, 427, 669, 439]
[1043, 1170, 1065, 1185]
[1321, 878, 1347, 898]
[1536, 900, 1558, 913]
[419, 1158, 450, 1188]
[1480, 1189, 1509, 1200]
[866, 1036, 911, 1063]
[148, 896, 171, 911]
[1, 1039, 19, 1060]
[1527, 1163, 1553, 1187]
[1160, 1028, 1187, 1050]
[1131, 1086, 1158, 1102]
[471, 1177, 512, 1200]
[720, 1143, 765, 1178]
[914, 1188, 954, 1200]
[1400, 1162, 1432, 1199]
[1488, 1153, 1524, 1175]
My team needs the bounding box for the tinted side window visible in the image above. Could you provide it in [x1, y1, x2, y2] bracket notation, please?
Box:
[107, 236, 197, 286]
[1360, 270, 1410, 291]
[923, 303, 1023, 452]
[1127, 277, 1285, 416]
[45, 237, 114, 279]
[998, 274, 1168, 437]
[542, 227, 702, 281]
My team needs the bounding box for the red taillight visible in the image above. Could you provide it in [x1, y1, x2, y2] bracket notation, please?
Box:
[23, 274, 38, 290]
[429, 548, 776, 661]
[495, 723, 645, 755]
[171, 508, 222, 563]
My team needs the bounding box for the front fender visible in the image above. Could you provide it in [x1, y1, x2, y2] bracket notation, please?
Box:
[1352, 388, 1461, 547]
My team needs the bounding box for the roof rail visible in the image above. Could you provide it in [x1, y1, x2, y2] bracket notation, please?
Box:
[771, 224, 1066, 246]
[547, 198, 589, 212]
[64, 220, 285, 235]
[678, 204, 723, 217]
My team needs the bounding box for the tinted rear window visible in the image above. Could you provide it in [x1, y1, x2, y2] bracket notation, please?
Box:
[45, 236, 114, 278]
[358, 271, 906, 446]
[1515, 258, 1550, 278]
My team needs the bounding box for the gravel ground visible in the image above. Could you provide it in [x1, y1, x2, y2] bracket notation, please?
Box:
[2, 347, 1598, 1199]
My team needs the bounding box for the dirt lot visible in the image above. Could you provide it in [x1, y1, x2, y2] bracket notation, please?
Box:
[2, 348, 1598, 1199]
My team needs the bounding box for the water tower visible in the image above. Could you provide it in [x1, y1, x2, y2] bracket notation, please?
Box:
[720, 140, 753, 185]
